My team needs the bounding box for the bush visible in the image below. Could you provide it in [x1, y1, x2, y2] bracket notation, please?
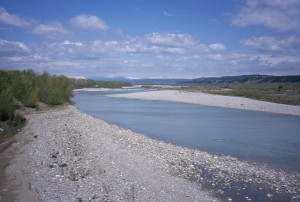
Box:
[0, 69, 74, 143]
[0, 69, 74, 117]
[25, 87, 39, 107]
[0, 89, 15, 121]
[45, 76, 73, 105]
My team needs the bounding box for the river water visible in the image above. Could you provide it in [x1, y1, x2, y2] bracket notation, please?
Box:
[73, 90, 300, 172]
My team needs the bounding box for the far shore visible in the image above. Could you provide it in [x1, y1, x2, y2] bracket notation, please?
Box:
[72, 86, 142, 92]
[108, 89, 300, 116]
[73, 87, 121, 92]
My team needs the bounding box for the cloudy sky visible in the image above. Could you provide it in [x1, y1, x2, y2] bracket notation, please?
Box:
[0, 0, 299, 79]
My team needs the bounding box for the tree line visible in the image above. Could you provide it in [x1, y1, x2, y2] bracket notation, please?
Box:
[0, 69, 73, 122]
[69, 78, 132, 89]
[0, 69, 133, 124]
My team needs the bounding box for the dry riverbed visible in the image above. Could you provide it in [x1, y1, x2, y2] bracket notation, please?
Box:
[0, 105, 299, 201]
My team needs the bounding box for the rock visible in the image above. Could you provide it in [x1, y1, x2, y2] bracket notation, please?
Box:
[59, 163, 68, 167]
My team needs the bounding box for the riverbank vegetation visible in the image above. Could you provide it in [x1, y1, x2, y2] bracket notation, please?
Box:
[179, 83, 300, 105]
[0, 69, 133, 143]
[70, 78, 132, 89]
[0, 69, 73, 143]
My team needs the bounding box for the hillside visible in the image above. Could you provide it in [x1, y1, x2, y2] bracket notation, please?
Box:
[180, 75, 300, 84]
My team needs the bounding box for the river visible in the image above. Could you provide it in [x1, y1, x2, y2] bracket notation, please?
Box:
[72, 89, 300, 172]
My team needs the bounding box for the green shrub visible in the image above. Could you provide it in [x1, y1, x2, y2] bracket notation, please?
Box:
[0, 69, 75, 143]
[0, 69, 74, 116]
[38, 72, 50, 103]
[25, 87, 39, 107]
[45, 76, 73, 105]
[0, 89, 15, 121]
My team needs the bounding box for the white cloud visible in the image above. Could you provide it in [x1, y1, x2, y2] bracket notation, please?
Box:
[145, 33, 197, 47]
[27, 33, 227, 76]
[5, 28, 297, 78]
[162, 10, 190, 18]
[84, 33, 204, 55]
[228, 52, 300, 68]
[32, 22, 69, 39]
[164, 47, 185, 54]
[255, 55, 300, 67]
[70, 15, 109, 31]
[231, 0, 300, 32]
[0, 7, 70, 40]
[62, 40, 83, 47]
[242, 35, 300, 51]
[0, 39, 30, 54]
[33, 54, 49, 62]
[207, 54, 224, 60]
[208, 43, 226, 51]
[0, 7, 36, 28]
[242, 36, 280, 51]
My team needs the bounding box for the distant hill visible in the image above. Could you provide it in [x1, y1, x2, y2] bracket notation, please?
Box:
[128, 78, 188, 85]
[180, 75, 300, 84]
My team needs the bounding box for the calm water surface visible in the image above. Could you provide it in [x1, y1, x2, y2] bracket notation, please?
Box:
[73, 90, 300, 172]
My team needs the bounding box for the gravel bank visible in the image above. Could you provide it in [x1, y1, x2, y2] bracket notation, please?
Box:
[108, 90, 300, 116]
[2, 106, 299, 201]
[28, 106, 217, 201]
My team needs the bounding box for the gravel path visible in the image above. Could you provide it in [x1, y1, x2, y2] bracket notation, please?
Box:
[2, 106, 299, 201]
[108, 90, 300, 116]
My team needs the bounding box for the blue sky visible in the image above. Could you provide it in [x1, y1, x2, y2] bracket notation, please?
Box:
[0, 0, 299, 79]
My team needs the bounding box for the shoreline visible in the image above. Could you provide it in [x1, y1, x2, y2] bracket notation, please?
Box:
[1, 105, 299, 201]
[108, 90, 300, 116]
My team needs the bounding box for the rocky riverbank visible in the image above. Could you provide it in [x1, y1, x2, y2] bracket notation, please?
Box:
[1, 106, 299, 201]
